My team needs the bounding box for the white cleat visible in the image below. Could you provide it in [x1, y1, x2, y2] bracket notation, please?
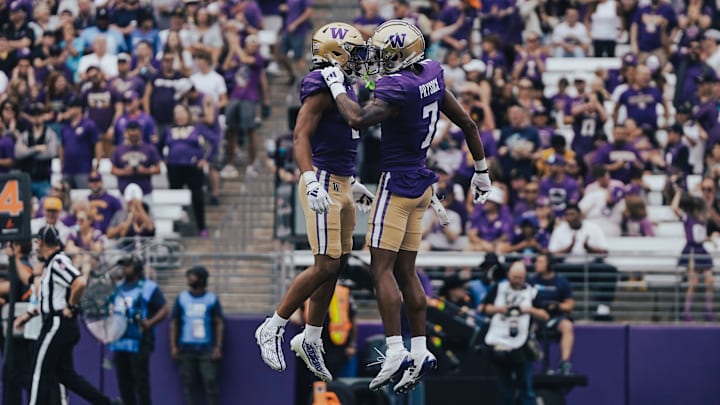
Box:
[255, 318, 286, 371]
[368, 349, 413, 391]
[393, 350, 437, 394]
[290, 333, 333, 382]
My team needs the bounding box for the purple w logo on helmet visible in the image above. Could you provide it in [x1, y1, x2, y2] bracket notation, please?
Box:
[388, 33, 406, 48]
[330, 27, 349, 39]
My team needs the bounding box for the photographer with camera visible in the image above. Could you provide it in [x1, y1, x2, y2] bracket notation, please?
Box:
[109, 254, 168, 405]
[484, 261, 549, 405]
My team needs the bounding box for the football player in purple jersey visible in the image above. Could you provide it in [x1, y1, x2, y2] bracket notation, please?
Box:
[321, 20, 492, 393]
[255, 23, 375, 382]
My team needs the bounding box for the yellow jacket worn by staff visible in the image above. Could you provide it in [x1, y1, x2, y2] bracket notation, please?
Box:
[328, 284, 352, 346]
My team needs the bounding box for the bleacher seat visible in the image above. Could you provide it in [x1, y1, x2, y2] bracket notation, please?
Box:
[654, 222, 684, 237]
[51, 158, 170, 191]
[646, 206, 677, 222]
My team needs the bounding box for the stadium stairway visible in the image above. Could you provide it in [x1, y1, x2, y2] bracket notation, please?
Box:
[157, 0, 361, 314]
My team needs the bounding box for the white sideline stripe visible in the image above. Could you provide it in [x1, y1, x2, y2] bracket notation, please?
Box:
[29, 316, 61, 405]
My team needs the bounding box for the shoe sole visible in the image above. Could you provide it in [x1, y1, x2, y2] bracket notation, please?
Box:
[290, 335, 333, 382]
[394, 358, 438, 394]
[255, 323, 285, 372]
[369, 357, 413, 391]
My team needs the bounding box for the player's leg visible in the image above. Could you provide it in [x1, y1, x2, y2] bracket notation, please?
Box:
[256, 174, 343, 372]
[29, 317, 62, 405]
[291, 177, 354, 381]
[366, 180, 414, 390]
[703, 268, 714, 320]
[393, 188, 437, 393]
[557, 318, 575, 374]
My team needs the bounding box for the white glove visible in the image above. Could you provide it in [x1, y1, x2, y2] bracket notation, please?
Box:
[351, 178, 374, 214]
[430, 194, 450, 226]
[471, 159, 492, 204]
[303, 171, 333, 214]
[320, 66, 346, 99]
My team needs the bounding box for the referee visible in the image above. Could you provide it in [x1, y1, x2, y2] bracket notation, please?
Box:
[14, 225, 121, 405]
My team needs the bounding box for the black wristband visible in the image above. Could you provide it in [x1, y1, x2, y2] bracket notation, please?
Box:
[474, 169, 489, 174]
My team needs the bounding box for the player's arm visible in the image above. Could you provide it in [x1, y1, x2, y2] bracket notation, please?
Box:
[293, 92, 333, 173]
[320, 66, 395, 129]
[440, 89, 486, 162]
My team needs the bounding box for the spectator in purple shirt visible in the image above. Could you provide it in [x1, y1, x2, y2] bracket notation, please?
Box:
[592, 125, 644, 184]
[467, 187, 512, 252]
[59, 95, 102, 189]
[0, 100, 18, 173]
[353, 0, 385, 39]
[87, 172, 123, 234]
[512, 31, 547, 83]
[81, 66, 123, 156]
[220, 33, 265, 179]
[142, 52, 191, 139]
[614, 65, 668, 131]
[164, 101, 218, 238]
[434, 0, 478, 53]
[501, 214, 549, 261]
[694, 72, 720, 147]
[480, 35, 507, 80]
[540, 155, 580, 217]
[277, 0, 313, 84]
[111, 121, 162, 195]
[108, 53, 146, 100]
[630, 0, 677, 66]
[671, 40, 716, 107]
[113, 90, 159, 148]
[66, 208, 104, 272]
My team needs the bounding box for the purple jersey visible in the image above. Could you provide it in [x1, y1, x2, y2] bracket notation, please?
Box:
[469, 207, 512, 242]
[0, 134, 14, 174]
[694, 99, 720, 147]
[514, 53, 546, 82]
[111, 142, 161, 194]
[164, 124, 219, 166]
[149, 72, 186, 125]
[481, 52, 507, 80]
[618, 86, 663, 129]
[572, 111, 604, 156]
[592, 143, 642, 183]
[60, 118, 99, 175]
[88, 191, 123, 233]
[537, 126, 554, 150]
[83, 86, 120, 133]
[299, 70, 359, 177]
[229, 53, 264, 102]
[373, 59, 445, 197]
[68, 228, 103, 250]
[632, 4, 677, 52]
[114, 112, 158, 146]
[438, 6, 476, 44]
[540, 175, 579, 216]
[481, 0, 514, 44]
[284, 0, 312, 35]
[109, 75, 145, 99]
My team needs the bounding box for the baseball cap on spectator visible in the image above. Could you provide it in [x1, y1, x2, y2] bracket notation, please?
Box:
[34, 225, 62, 246]
[171, 5, 185, 17]
[487, 187, 504, 205]
[96, 8, 110, 20]
[118, 53, 131, 63]
[174, 78, 193, 101]
[16, 48, 31, 60]
[49, 45, 62, 57]
[701, 29, 720, 42]
[463, 59, 486, 74]
[645, 55, 661, 74]
[123, 90, 139, 103]
[85, 65, 100, 74]
[89, 172, 102, 182]
[668, 123, 684, 135]
[518, 214, 539, 230]
[67, 94, 84, 108]
[622, 53, 637, 66]
[546, 154, 566, 166]
[124, 183, 143, 202]
[9, 1, 24, 12]
[696, 72, 718, 84]
[125, 121, 141, 131]
[44, 197, 63, 211]
[573, 77, 585, 84]
[676, 102, 693, 115]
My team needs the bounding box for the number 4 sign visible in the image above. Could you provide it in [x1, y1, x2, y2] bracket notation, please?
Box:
[0, 173, 31, 242]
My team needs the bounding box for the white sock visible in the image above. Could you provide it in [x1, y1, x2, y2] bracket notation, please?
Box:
[304, 325, 323, 342]
[386, 336, 404, 355]
[411, 336, 427, 355]
[268, 312, 288, 329]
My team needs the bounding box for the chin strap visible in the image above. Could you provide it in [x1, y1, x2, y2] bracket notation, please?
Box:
[363, 73, 376, 91]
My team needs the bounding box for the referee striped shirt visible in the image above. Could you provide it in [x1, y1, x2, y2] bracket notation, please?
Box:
[40, 252, 81, 315]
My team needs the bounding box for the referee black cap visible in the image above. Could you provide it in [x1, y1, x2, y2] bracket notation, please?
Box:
[34, 225, 62, 246]
[186, 265, 209, 280]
